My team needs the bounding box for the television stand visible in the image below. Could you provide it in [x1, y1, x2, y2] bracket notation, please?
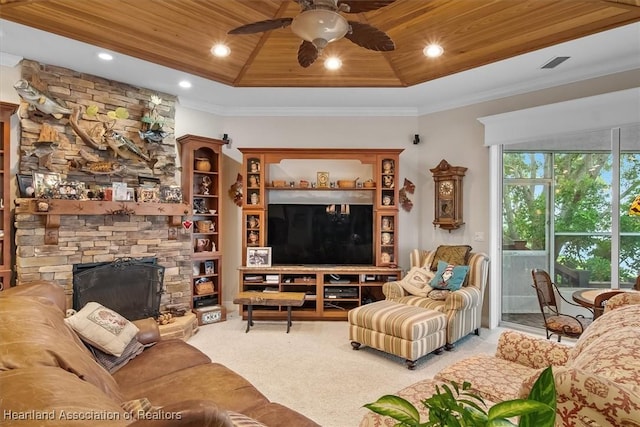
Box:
[237, 265, 402, 321]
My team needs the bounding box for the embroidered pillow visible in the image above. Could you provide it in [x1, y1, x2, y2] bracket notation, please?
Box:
[65, 302, 139, 357]
[429, 245, 472, 271]
[399, 267, 434, 297]
[430, 261, 469, 291]
[427, 289, 451, 301]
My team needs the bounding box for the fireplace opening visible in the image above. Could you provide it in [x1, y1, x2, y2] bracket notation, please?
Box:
[73, 257, 164, 321]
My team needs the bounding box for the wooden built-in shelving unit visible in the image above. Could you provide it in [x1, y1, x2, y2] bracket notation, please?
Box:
[237, 147, 403, 321]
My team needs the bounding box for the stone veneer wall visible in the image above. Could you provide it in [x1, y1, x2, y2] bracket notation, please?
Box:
[18, 59, 179, 184]
[13, 60, 191, 310]
[14, 199, 192, 310]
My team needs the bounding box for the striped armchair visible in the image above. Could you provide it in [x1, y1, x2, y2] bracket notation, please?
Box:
[383, 249, 490, 349]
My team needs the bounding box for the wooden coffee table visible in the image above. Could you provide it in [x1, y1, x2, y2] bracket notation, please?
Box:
[233, 291, 306, 333]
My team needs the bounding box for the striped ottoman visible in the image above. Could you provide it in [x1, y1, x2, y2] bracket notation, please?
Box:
[348, 300, 446, 369]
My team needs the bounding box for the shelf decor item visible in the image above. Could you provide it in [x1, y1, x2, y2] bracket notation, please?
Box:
[204, 260, 215, 274]
[195, 157, 212, 171]
[317, 171, 329, 188]
[17, 174, 34, 197]
[194, 279, 214, 295]
[32, 172, 61, 198]
[246, 247, 271, 268]
[160, 185, 183, 203]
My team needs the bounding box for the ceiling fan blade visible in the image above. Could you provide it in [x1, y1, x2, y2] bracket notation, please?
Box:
[338, 0, 396, 13]
[298, 40, 318, 68]
[345, 21, 395, 51]
[228, 18, 293, 35]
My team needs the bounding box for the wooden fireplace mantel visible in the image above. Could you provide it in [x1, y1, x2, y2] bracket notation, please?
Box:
[18, 198, 190, 245]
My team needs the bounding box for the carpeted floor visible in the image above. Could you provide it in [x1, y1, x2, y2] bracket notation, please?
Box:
[187, 312, 542, 427]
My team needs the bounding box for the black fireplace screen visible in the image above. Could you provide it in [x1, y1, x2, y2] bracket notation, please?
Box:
[73, 257, 164, 320]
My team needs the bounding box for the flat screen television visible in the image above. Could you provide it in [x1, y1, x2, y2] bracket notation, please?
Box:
[267, 204, 373, 265]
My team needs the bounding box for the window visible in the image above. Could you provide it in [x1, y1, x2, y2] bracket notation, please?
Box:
[501, 128, 640, 328]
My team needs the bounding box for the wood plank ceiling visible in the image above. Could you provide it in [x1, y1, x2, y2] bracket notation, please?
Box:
[1, 0, 639, 88]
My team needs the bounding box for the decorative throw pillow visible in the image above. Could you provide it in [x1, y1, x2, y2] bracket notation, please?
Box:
[65, 302, 139, 357]
[121, 397, 156, 420]
[429, 245, 472, 271]
[400, 267, 434, 297]
[430, 260, 469, 291]
[427, 289, 451, 301]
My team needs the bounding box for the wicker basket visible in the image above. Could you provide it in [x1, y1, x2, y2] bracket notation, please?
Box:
[195, 220, 212, 232]
[194, 281, 214, 295]
[337, 180, 356, 188]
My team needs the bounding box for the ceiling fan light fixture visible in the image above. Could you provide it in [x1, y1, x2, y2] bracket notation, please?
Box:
[291, 9, 349, 49]
[211, 43, 231, 57]
[423, 43, 444, 58]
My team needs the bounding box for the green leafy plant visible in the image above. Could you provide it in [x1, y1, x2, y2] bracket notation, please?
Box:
[364, 366, 556, 427]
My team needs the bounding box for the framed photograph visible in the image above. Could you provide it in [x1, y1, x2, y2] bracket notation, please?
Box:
[112, 182, 128, 201]
[204, 260, 215, 275]
[160, 185, 183, 203]
[125, 188, 136, 201]
[57, 181, 86, 200]
[246, 247, 272, 268]
[317, 171, 329, 188]
[32, 172, 60, 198]
[137, 186, 160, 203]
[17, 174, 34, 197]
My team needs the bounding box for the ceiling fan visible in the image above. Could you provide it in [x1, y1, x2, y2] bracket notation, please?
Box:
[228, 0, 396, 68]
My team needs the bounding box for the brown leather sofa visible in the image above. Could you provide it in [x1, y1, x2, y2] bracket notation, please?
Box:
[0, 281, 320, 427]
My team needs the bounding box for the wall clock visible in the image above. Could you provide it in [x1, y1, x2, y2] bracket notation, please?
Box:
[429, 159, 467, 231]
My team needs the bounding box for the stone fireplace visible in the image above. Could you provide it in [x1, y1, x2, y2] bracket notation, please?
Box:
[11, 60, 197, 314]
[14, 199, 192, 312]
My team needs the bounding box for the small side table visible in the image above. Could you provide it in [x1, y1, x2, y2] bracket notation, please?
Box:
[233, 291, 306, 333]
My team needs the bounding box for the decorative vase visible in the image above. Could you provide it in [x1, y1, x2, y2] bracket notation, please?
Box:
[195, 157, 212, 172]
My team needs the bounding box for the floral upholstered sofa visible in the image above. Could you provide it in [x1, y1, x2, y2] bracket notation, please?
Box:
[382, 247, 489, 349]
[361, 293, 640, 427]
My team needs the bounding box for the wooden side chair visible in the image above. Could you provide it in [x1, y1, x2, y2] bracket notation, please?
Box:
[593, 290, 626, 319]
[531, 269, 592, 342]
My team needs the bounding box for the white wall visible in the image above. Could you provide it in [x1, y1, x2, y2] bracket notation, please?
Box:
[2, 63, 639, 324]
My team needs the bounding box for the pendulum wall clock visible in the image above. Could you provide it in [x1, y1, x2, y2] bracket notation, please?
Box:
[429, 159, 467, 231]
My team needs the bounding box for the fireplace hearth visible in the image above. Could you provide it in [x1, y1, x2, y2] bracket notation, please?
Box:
[73, 257, 164, 321]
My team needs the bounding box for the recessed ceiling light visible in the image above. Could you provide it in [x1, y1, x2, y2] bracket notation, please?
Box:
[211, 44, 230, 57]
[324, 56, 342, 70]
[423, 44, 444, 58]
[98, 52, 113, 61]
[179, 80, 192, 89]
